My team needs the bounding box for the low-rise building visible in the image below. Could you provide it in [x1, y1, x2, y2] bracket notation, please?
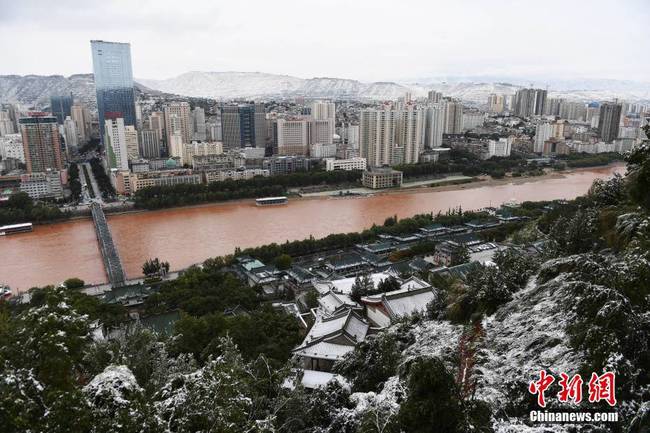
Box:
[325, 157, 367, 171]
[129, 169, 201, 193]
[192, 151, 245, 171]
[19, 170, 64, 200]
[204, 168, 269, 183]
[262, 156, 311, 175]
[362, 167, 403, 189]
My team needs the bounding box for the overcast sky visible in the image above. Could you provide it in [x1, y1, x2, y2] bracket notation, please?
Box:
[1, 0, 648, 82]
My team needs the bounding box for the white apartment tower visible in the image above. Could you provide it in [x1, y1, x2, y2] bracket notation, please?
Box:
[104, 117, 129, 171]
[534, 123, 553, 153]
[360, 106, 424, 167]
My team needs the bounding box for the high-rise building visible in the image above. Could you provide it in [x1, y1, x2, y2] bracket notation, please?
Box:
[191, 107, 207, 141]
[310, 101, 335, 147]
[534, 123, 553, 153]
[424, 104, 444, 149]
[221, 104, 266, 149]
[274, 118, 311, 156]
[513, 88, 547, 118]
[428, 90, 443, 103]
[0, 111, 15, 136]
[50, 94, 74, 124]
[598, 102, 622, 143]
[163, 102, 192, 145]
[311, 101, 336, 120]
[443, 100, 463, 134]
[487, 94, 504, 113]
[63, 116, 78, 150]
[545, 98, 564, 116]
[125, 125, 139, 160]
[19, 114, 63, 173]
[104, 116, 129, 171]
[139, 129, 162, 159]
[91, 40, 137, 145]
[70, 104, 91, 144]
[359, 106, 424, 166]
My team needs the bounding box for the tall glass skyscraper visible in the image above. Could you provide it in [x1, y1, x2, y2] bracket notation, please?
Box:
[90, 40, 136, 145]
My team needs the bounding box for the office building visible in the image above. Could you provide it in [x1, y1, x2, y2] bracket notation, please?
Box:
[163, 102, 192, 145]
[129, 169, 201, 193]
[598, 102, 622, 143]
[104, 116, 129, 171]
[221, 104, 266, 149]
[325, 157, 367, 171]
[19, 114, 63, 173]
[274, 118, 311, 156]
[50, 94, 74, 124]
[192, 152, 245, 171]
[19, 170, 64, 200]
[204, 168, 269, 183]
[90, 40, 137, 144]
[139, 129, 162, 159]
[262, 156, 311, 174]
[362, 167, 403, 189]
[181, 141, 224, 167]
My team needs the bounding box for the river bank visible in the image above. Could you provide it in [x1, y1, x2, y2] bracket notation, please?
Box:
[71, 162, 626, 219]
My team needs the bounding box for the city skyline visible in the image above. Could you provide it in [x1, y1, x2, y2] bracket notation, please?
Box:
[1, 0, 649, 83]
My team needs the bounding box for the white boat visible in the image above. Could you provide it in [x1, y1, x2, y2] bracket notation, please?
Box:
[0, 222, 33, 236]
[255, 196, 288, 206]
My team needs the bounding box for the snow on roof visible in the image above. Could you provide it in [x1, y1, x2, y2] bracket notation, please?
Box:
[300, 369, 349, 389]
[293, 341, 355, 360]
[313, 271, 396, 295]
[318, 291, 359, 315]
[294, 309, 369, 359]
[307, 312, 350, 340]
[384, 290, 435, 318]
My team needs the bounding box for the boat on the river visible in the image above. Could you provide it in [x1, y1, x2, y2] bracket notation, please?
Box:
[0, 285, 11, 300]
[256, 196, 288, 206]
[0, 222, 33, 236]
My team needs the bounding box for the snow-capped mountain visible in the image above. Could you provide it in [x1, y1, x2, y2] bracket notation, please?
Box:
[3, 71, 650, 110]
[0, 74, 158, 110]
[139, 71, 414, 101]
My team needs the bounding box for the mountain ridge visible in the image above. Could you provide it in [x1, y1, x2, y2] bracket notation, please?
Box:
[2, 71, 650, 110]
